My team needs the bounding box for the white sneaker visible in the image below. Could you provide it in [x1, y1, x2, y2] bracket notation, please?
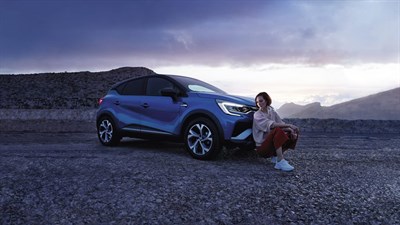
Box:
[274, 159, 294, 171]
[270, 156, 277, 164]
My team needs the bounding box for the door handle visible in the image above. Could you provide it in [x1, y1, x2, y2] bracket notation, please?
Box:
[141, 103, 149, 108]
[114, 101, 120, 105]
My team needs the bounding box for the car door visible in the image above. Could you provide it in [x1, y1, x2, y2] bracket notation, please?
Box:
[140, 77, 182, 135]
[115, 78, 146, 131]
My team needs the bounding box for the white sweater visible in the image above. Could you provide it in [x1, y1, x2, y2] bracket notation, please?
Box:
[252, 106, 284, 147]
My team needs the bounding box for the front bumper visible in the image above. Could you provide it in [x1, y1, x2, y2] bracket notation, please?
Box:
[228, 120, 254, 149]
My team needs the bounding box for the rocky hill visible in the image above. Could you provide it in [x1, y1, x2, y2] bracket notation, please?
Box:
[278, 102, 321, 119]
[0, 67, 155, 109]
[278, 87, 400, 120]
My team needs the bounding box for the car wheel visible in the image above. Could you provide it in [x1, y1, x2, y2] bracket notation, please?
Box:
[97, 116, 120, 146]
[184, 117, 221, 160]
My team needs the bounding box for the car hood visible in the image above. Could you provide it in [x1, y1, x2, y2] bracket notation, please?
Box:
[194, 92, 256, 106]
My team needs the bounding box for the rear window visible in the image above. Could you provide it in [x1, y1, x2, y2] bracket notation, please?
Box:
[118, 78, 145, 95]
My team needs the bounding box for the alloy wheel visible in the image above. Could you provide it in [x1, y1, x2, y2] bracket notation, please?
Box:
[187, 123, 213, 156]
[99, 119, 113, 144]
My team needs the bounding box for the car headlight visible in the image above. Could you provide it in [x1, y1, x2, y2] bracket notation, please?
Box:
[216, 100, 255, 116]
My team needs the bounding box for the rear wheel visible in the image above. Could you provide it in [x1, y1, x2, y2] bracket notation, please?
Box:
[184, 117, 221, 160]
[97, 116, 120, 146]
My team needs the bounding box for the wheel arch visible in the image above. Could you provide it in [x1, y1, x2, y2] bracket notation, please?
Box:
[96, 110, 124, 134]
[96, 110, 117, 124]
[180, 110, 224, 143]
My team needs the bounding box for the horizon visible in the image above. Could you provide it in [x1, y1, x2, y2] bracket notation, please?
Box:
[1, 0, 399, 107]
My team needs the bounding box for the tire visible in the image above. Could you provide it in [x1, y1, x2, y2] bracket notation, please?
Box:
[184, 117, 221, 160]
[97, 116, 120, 146]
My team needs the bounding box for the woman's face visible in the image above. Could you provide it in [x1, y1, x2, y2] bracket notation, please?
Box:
[256, 96, 267, 109]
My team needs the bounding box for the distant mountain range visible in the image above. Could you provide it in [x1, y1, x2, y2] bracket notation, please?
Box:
[277, 87, 400, 120]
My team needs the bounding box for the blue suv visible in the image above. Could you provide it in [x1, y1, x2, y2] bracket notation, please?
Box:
[96, 74, 257, 160]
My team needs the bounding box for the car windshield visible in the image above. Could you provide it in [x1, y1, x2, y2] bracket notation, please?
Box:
[172, 76, 227, 94]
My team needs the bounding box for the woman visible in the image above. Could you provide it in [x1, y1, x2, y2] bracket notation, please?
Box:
[252, 92, 299, 171]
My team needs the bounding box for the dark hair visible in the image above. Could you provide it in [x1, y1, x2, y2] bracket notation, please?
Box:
[255, 92, 272, 106]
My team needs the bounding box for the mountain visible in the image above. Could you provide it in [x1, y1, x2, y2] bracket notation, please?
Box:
[277, 102, 321, 118]
[277, 87, 400, 120]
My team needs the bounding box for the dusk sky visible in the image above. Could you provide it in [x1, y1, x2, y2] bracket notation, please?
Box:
[1, 0, 399, 107]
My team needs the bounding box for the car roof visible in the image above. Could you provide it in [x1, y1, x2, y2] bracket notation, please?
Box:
[111, 74, 200, 87]
[110, 74, 191, 91]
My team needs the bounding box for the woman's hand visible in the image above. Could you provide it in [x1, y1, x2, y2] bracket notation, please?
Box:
[289, 124, 299, 132]
[283, 125, 298, 140]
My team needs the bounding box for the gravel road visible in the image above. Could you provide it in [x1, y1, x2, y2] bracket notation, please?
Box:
[1, 132, 399, 224]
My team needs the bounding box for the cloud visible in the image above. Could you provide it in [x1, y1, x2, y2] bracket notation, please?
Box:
[0, 0, 398, 73]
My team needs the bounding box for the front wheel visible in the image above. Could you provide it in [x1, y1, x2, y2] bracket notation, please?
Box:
[97, 116, 120, 146]
[184, 117, 221, 160]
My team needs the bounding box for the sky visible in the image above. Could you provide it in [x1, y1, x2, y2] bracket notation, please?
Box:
[0, 0, 399, 108]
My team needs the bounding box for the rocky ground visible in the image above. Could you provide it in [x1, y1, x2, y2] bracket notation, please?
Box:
[1, 130, 399, 224]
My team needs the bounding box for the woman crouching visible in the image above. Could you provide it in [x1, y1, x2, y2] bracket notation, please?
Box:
[252, 92, 299, 171]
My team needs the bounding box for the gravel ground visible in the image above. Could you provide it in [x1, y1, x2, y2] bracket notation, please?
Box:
[1, 132, 399, 225]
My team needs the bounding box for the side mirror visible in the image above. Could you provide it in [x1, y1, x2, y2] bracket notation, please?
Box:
[161, 88, 179, 101]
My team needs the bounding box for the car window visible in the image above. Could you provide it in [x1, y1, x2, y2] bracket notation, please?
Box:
[188, 85, 216, 93]
[114, 82, 126, 94]
[146, 77, 175, 96]
[120, 78, 145, 95]
[172, 76, 226, 94]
